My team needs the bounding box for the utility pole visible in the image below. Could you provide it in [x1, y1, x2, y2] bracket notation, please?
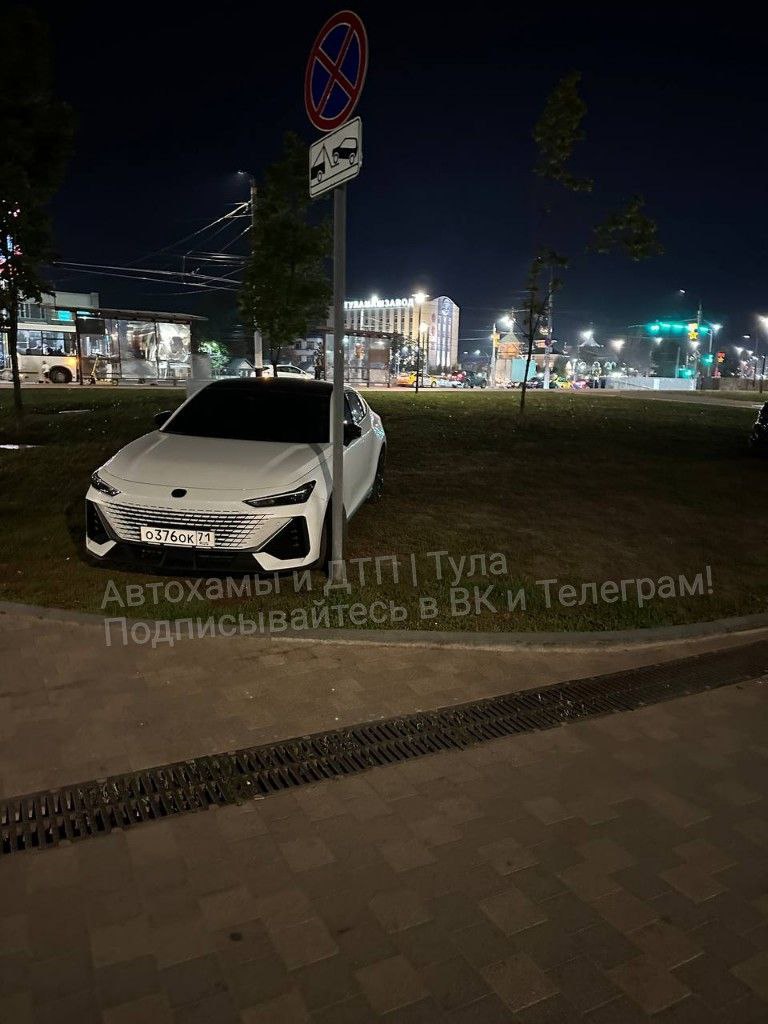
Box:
[699, 300, 708, 383]
[413, 293, 427, 394]
[414, 298, 423, 395]
[490, 323, 500, 386]
[542, 269, 554, 391]
[250, 178, 263, 372]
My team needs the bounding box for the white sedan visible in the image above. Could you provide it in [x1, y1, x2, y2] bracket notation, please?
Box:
[85, 378, 386, 572]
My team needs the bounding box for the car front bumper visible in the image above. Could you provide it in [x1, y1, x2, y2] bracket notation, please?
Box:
[85, 484, 326, 573]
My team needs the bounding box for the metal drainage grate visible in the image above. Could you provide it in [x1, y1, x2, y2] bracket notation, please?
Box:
[2, 639, 767, 857]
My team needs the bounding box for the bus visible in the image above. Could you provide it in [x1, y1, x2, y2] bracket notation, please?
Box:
[0, 298, 198, 385]
[0, 316, 79, 383]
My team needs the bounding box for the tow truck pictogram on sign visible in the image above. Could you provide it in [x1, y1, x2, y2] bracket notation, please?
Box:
[308, 117, 362, 198]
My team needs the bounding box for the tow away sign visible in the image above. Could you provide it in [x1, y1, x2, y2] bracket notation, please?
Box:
[308, 117, 362, 198]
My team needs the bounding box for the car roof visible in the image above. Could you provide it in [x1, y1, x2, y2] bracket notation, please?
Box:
[204, 377, 333, 396]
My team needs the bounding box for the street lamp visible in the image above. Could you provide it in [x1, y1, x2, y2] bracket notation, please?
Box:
[412, 292, 428, 394]
[573, 330, 595, 378]
[610, 338, 625, 352]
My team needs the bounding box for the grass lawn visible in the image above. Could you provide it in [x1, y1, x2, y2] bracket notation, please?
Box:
[694, 390, 766, 403]
[0, 386, 766, 632]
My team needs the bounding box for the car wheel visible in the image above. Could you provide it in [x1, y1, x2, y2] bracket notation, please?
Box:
[317, 169, 324, 183]
[49, 367, 71, 384]
[430, 380, 437, 388]
[332, 152, 340, 165]
[369, 448, 386, 502]
[349, 152, 357, 164]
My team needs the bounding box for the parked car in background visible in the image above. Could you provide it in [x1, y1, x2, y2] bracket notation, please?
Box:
[85, 378, 386, 573]
[462, 371, 488, 389]
[396, 371, 438, 388]
[260, 363, 312, 378]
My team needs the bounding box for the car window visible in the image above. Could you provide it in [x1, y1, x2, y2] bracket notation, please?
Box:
[165, 387, 330, 443]
[346, 390, 366, 425]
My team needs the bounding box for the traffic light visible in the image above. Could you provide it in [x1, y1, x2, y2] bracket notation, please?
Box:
[700, 353, 714, 366]
[687, 323, 699, 342]
[717, 351, 726, 364]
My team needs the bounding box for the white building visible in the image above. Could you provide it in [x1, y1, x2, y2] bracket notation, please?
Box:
[344, 295, 460, 371]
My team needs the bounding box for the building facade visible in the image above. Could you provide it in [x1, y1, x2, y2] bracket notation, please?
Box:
[343, 295, 460, 371]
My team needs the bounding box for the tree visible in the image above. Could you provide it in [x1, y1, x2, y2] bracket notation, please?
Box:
[198, 340, 229, 373]
[239, 134, 332, 372]
[0, 6, 74, 417]
[516, 72, 661, 413]
[518, 249, 567, 415]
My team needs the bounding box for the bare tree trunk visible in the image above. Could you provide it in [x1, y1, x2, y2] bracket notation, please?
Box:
[7, 285, 23, 419]
[519, 333, 534, 415]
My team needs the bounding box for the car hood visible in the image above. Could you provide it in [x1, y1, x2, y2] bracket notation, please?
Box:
[104, 431, 328, 492]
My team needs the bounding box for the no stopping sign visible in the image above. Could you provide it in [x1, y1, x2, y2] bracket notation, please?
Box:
[304, 10, 368, 133]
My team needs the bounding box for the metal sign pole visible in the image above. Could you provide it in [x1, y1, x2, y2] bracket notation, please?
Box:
[331, 183, 347, 573]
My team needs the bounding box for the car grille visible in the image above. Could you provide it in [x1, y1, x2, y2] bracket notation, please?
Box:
[101, 503, 270, 550]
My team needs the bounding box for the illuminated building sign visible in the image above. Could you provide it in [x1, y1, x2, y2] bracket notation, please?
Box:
[344, 298, 415, 309]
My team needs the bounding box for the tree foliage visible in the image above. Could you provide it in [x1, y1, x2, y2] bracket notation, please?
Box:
[515, 72, 662, 413]
[533, 71, 593, 194]
[591, 194, 663, 261]
[0, 5, 74, 415]
[239, 133, 332, 370]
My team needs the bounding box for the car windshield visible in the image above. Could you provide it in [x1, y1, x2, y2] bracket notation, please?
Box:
[163, 387, 330, 443]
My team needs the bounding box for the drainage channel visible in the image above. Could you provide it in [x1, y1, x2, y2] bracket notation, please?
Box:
[2, 639, 767, 857]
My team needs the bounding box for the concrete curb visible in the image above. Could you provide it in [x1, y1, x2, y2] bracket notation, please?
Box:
[2, 599, 768, 652]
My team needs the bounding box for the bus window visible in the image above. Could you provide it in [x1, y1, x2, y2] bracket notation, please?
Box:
[17, 330, 43, 355]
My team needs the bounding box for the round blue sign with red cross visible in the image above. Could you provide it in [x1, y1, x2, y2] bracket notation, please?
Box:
[304, 10, 368, 134]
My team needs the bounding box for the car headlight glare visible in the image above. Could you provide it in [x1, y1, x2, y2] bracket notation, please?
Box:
[91, 471, 121, 497]
[244, 481, 315, 508]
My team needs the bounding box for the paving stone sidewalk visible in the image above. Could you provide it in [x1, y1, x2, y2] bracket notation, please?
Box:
[1, 677, 767, 1023]
[0, 609, 764, 797]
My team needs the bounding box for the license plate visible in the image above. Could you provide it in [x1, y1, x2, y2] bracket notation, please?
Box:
[139, 526, 216, 547]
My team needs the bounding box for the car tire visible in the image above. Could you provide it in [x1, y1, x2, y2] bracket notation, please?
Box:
[369, 448, 386, 502]
[430, 380, 437, 388]
[49, 367, 71, 384]
[332, 153, 340, 166]
[349, 152, 357, 164]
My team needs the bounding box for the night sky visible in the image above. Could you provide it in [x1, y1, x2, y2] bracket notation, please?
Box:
[36, 0, 768, 355]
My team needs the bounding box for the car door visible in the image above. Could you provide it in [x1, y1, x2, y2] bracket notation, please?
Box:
[342, 389, 375, 515]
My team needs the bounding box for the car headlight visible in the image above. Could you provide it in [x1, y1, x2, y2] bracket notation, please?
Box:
[90, 471, 121, 497]
[243, 481, 315, 508]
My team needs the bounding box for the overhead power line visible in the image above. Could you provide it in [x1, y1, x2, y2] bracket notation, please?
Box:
[126, 202, 250, 266]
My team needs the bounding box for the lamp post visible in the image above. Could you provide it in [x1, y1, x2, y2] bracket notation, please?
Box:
[237, 170, 263, 373]
[575, 329, 594, 380]
[412, 291, 427, 394]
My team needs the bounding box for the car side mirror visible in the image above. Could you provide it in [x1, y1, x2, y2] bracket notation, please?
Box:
[343, 419, 362, 445]
[154, 410, 172, 428]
